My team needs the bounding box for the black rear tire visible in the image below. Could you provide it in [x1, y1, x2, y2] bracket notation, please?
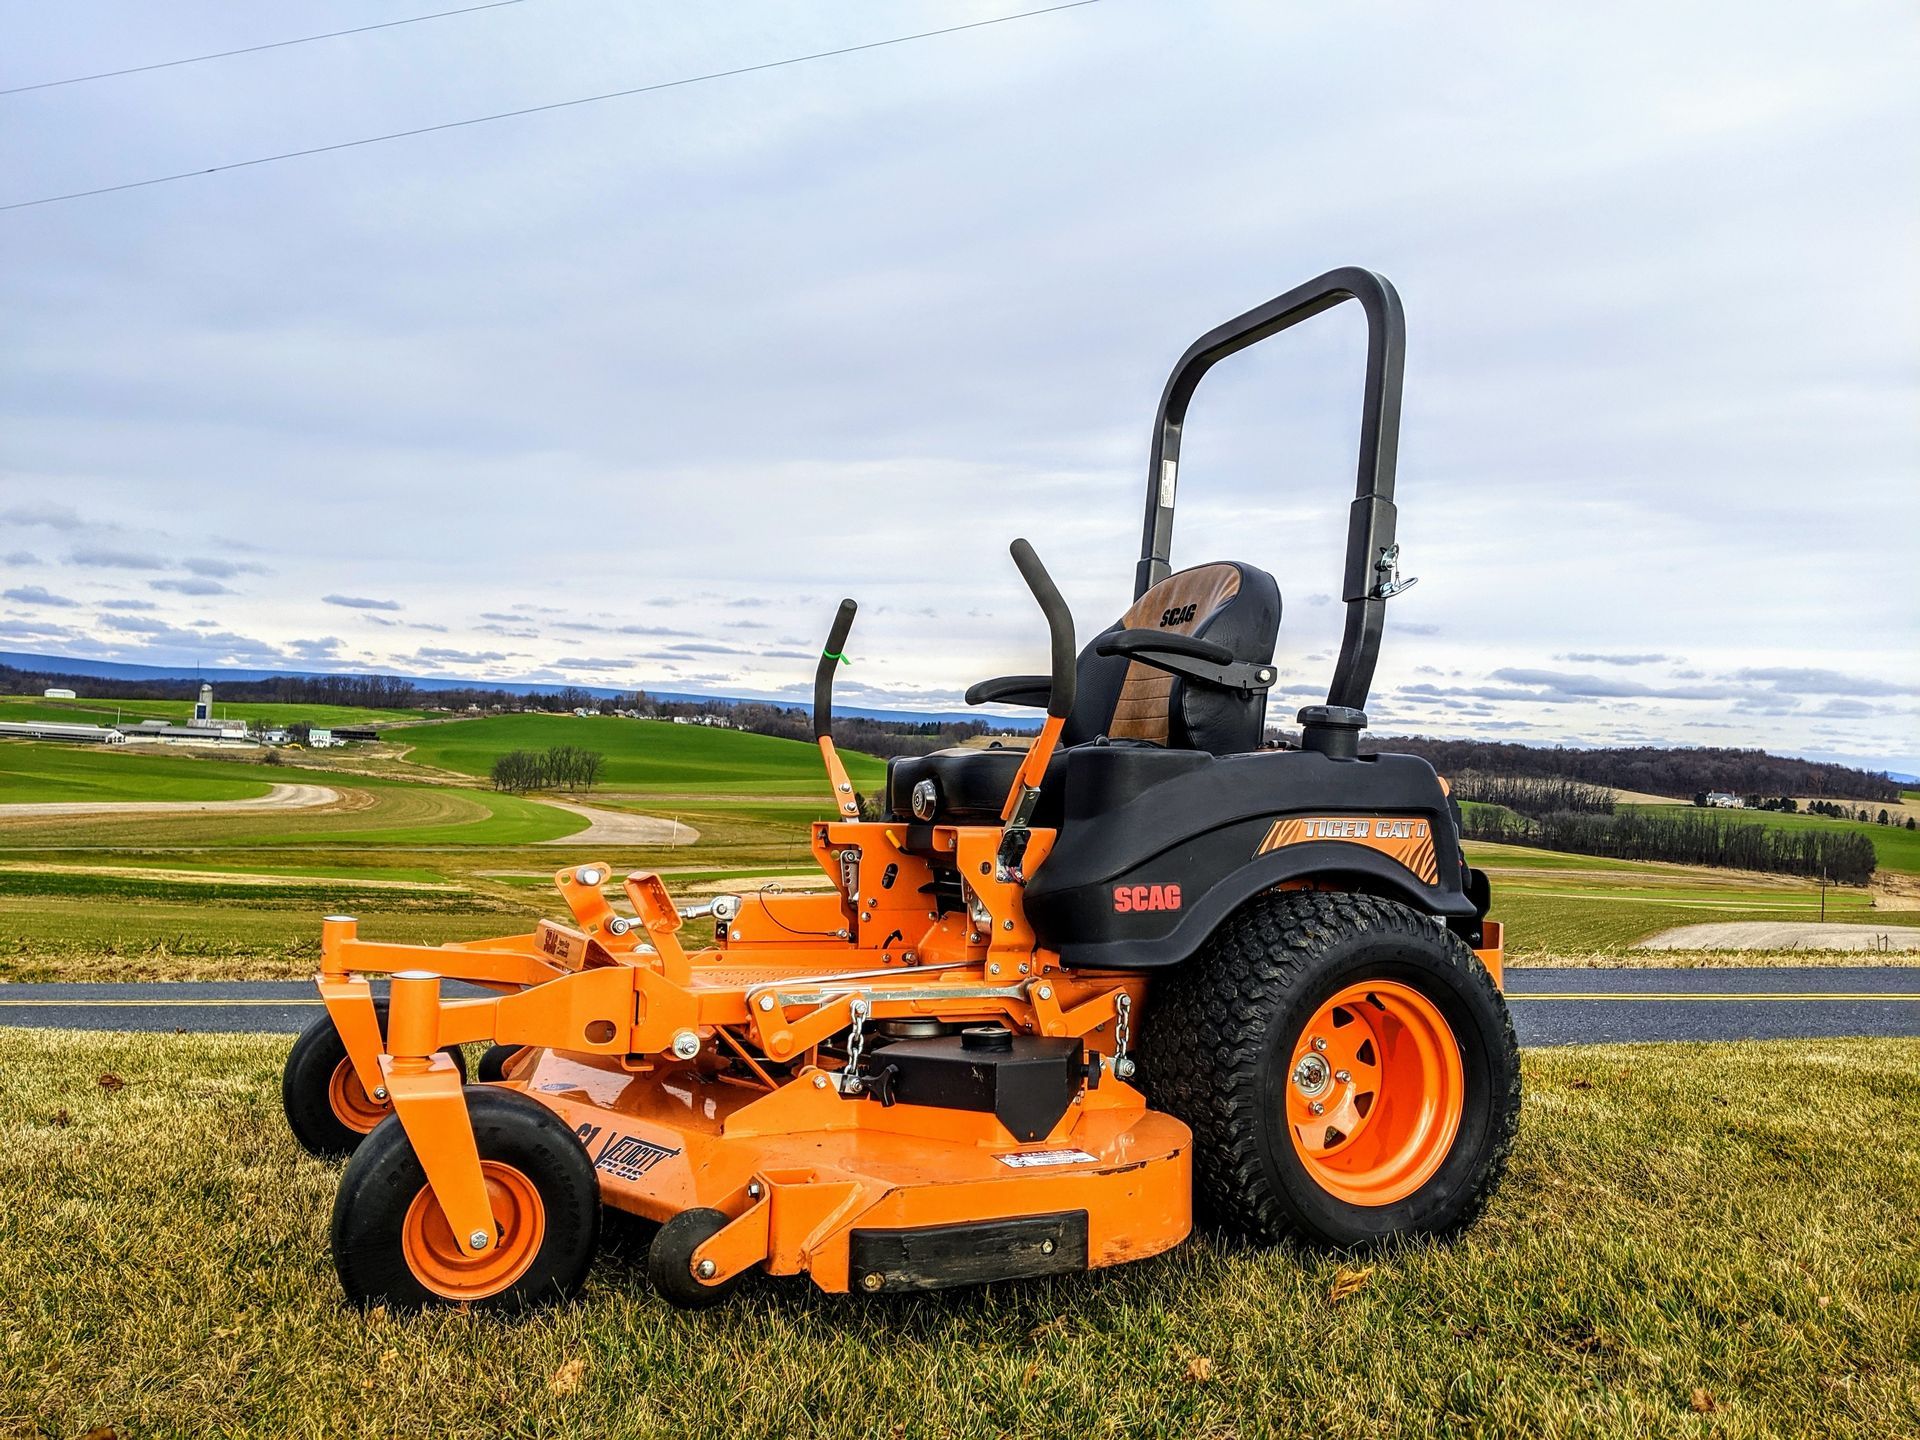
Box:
[282, 1000, 468, 1160]
[1144, 891, 1520, 1248]
[331, 1087, 601, 1312]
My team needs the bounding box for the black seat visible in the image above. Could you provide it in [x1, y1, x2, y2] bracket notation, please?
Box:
[886, 561, 1280, 824]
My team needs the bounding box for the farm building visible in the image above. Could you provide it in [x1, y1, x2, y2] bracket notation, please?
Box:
[43, 687, 77, 700]
[330, 726, 379, 742]
[0, 720, 125, 745]
[306, 728, 340, 748]
[1705, 792, 1744, 808]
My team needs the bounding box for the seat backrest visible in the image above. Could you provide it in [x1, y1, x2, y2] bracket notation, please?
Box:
[1064, 561, 1281, 755]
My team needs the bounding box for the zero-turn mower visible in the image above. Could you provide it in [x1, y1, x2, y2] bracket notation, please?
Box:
[284, 267, 1520, 1310]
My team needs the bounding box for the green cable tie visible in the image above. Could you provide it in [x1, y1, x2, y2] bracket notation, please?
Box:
[823, 650, 851, 666]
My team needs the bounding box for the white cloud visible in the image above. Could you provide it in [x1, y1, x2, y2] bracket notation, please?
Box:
[1, 1, 1914, 767]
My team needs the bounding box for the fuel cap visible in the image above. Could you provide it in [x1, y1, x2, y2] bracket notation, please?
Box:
[961, 1025, 1014, 1053]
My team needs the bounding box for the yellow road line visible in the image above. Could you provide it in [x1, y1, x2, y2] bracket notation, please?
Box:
[1510, 992, 1920, 1002]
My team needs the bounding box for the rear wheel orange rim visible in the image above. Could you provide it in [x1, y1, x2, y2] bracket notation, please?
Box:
[401, 1163, 545, 1301]
[326, 1057, 388, 1134]
[1285, 980, 1464, 1206]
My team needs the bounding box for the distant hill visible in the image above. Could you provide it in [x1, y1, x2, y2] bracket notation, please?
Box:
[1366, 735, 1901, 804]
[399, 713, 888, 796]
[0, 651, 1035, 731]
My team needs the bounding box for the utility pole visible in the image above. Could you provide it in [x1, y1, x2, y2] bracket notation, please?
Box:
[1819, 870, 1827, 923]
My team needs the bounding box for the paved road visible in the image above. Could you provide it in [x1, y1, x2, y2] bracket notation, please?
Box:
[0, 969, 1914, 1047]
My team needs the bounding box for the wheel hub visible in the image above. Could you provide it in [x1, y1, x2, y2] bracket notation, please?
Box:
[1291, 1051, 1332, 1095]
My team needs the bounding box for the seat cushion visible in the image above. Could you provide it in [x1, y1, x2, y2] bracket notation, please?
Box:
[886, 746, 1068, 826]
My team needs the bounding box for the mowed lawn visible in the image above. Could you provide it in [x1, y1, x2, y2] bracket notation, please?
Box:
[1, 1029, 1913, 1438]
[397, 714, 886, 795]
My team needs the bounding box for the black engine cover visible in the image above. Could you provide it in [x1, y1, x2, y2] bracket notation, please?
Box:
[865, 1032, 1084, 1142]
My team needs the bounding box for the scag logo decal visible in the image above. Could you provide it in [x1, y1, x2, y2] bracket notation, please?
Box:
[1158, 603, 1198, 627]
[1113, 883, 1182, 913]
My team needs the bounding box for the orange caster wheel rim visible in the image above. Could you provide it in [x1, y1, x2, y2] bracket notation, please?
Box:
[326, 1057, 389, 1134]
[400, 1162, 547, 1301]
[1285, 980, 1464, 1206]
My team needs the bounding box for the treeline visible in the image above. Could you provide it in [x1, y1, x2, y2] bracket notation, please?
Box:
[1451, 772, 1613, 817]
[1463, 807, 1877, 885]
[1802, 799, 1916, 829]
[490, 746, 605, 793]
[1365, 736, 1899, 803]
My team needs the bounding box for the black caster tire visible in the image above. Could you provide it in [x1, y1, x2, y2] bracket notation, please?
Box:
[476, 1044, 529, 1083]
[282, 1000, 468, 1159]
[648, 1207, 744, 1310]
[331, 1087, 601, 1312]
[1145, 891, 1520, 1249]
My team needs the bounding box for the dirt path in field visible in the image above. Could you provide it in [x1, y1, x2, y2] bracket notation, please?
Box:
[0, 783, 340, 818]
[537, 802, 700, 847]
[1640, 921, 1920, 952]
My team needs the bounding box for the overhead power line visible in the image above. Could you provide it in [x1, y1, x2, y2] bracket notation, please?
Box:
[1, 0, 532, 97]
[2, 1, 1103, 214]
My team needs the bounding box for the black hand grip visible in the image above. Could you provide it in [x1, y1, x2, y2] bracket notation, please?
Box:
[964, 675, 1052, 707]
[813, 598, 857, 740]
[1009, 539, 1075, 720]
[1095, 628, 1234, 665]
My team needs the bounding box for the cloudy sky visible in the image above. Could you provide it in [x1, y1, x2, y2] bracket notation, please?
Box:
[3, 1, 1916, 769]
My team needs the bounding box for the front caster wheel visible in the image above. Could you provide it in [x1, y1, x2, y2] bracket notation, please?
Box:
[331, 1088, 601, 1311]
[648, 1208, 744, 1310]
[282, 1000, 469, 1159]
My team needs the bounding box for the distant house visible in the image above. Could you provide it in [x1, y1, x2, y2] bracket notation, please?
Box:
[1705, 792, 1743, 808]
[258, 728, 291, 745]
[573, 707, 596, 718]
[307, 727, 340, 748]
[43, 687, 77, 700]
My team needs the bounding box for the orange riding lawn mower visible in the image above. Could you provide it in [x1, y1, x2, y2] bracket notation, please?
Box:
[281, 268, 1520, 1311]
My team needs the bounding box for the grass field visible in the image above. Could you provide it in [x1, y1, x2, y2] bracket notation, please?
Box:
[1, 1029, 1913, 1438]
[4, 731, 1918, 981]
[396, 714, 887, 794]
[0, 695, 430, 728]
[1466, 839, 1920, 957]
[0, 740, 275, 805]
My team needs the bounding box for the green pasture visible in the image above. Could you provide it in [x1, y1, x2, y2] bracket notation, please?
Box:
[0, 740, 274, 805]
[1466, 837, 1920, 955]
[395, 714, 886, 794]
[0, 742, 585, 848]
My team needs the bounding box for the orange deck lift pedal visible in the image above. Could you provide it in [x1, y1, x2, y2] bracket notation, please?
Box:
[282, 269, 1520, 1310]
